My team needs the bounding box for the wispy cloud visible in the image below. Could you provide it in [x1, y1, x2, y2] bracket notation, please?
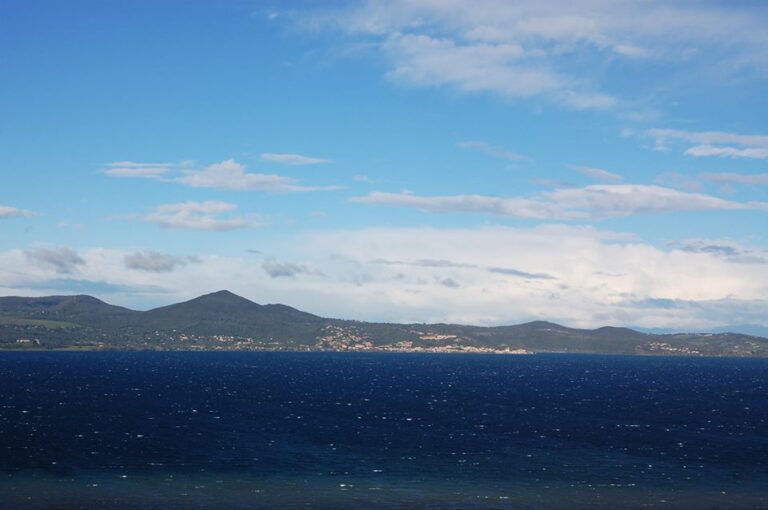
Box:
[143, 201, 262, 231]
[260, 153, 331, 165]
[0, 205, 35, 219]
[295, 0, 768, 111]
[381, 32, 616, 110]
[457, 141, 528, 162]
[24, 247, 85, 274]
[353, 184, 768, 220]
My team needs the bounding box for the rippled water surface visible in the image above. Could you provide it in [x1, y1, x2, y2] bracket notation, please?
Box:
[0, 352, 766, 509]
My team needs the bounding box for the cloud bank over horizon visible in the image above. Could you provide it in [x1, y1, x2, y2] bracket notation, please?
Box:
[2, 224, 768, 331]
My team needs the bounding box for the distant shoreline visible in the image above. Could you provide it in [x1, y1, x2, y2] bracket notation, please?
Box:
[2, 347, 767, 359]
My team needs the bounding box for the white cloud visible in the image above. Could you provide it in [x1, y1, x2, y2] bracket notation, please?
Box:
[178, 159, 338, 192]
[0, 205, 34, 219]
[103, 161, 174, 179]
[260, 153, 331, 165]
[143, 201, 261, 231]
[352, 184, 768, 220]
[457, 140, 528, 161]
[701, 172, 768, 185]
[570, 165, 622, 183]
[381, 33, 616, 109]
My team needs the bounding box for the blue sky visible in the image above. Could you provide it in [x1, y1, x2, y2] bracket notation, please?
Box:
[1, 0, 768, 331]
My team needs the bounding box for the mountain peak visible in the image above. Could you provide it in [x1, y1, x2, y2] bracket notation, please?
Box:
[190, 290, 256, 306]
[205, 290, 245, 299]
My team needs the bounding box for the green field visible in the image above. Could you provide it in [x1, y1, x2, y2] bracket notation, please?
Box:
[0, 314, 81, 329]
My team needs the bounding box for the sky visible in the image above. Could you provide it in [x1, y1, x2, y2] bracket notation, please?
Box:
[1, 0, 768, 331]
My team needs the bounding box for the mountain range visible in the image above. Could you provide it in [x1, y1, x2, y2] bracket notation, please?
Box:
[0, 290, 766, 357]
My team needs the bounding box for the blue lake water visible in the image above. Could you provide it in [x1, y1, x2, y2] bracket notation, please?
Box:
[0, 352, 766, 509]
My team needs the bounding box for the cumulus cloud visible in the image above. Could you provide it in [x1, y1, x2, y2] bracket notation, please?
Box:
[260, 153, 331, 165]
[648, 129, 768, 160]
[570, 165, 622, 183]
[294, 0, 768, 110]
[457, 141, 528, 162]
[143, 201, 261, 231]
[24, 247, 85, 274]
[352, 184, 768, 220]
[124, 251, 199, 273]
[0, 205, 34, 219]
